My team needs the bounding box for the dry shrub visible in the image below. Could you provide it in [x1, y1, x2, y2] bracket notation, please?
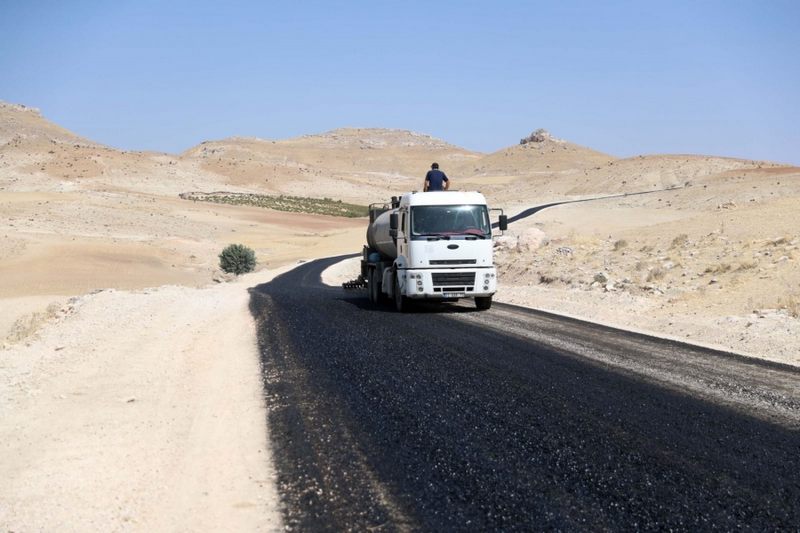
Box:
[539, 273, 557, 284]
[670, 233, 689, 248]
[646, 267, 666, 282]
[736, 260, 758, 271]
[640, 244, 654, 253]
[613, 239, 628, 251]
[6, 302, 62, 344]
[780, 295, 800, 318]
[704, 263, 732, 275]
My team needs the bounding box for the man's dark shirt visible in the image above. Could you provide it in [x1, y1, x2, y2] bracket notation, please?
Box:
[425, 169, 449, 191]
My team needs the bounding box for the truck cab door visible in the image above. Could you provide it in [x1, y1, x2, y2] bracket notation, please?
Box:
[397, 210, 408, 263]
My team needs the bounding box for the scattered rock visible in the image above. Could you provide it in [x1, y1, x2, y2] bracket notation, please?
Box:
[212, 271, 235, 283]
[493, 235, 517, 251]
[516, 228, 548, 252]
[519, 128, 552, 145]
[555, 246, 573, 256]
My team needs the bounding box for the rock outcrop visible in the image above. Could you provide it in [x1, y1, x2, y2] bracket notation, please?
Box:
[520, 128, 552, 145]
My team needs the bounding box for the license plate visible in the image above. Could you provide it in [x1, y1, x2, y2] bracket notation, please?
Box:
[443, 292, 466, 298]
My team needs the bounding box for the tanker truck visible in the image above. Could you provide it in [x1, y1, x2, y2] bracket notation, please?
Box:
[362, 191, 507, 312]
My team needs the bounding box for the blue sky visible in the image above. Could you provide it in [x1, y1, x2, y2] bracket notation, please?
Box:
[1, 1, 798, 163]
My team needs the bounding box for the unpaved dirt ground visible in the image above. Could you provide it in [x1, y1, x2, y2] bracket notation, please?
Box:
[0, 267, 293, 531]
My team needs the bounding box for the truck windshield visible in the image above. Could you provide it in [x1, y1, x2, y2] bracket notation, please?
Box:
[410, 205, 491, 238]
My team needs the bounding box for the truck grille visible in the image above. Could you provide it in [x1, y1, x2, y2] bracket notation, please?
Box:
[432, 272, 476, 287]
[430, 259, 477, 265]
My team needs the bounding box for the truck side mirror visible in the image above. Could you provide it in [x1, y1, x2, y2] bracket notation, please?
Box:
[499, 215, 508, 231]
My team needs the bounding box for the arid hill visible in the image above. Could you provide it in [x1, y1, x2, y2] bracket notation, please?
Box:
[179, 128, 480, 203]
[0, 102, 95, 146]
[455, 133, 613, 176]
[1, 100, 798, 362]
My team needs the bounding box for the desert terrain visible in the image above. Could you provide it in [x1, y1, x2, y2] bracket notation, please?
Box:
[1, 100, 798, 529]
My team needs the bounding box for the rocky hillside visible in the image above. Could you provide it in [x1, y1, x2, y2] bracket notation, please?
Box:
[0, 102, 94, 146]
[453, 129, 614, 177]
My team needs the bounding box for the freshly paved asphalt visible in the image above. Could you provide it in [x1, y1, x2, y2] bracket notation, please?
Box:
[491, 186, 684, 228]
[249, 255, 800, 532]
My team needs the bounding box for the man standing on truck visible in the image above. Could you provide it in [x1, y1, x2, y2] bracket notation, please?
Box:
[423, 162, 450, 192]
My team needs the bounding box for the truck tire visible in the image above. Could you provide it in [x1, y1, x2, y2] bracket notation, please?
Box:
[475, 295, 492, 310]
[394, 274, 408, 312]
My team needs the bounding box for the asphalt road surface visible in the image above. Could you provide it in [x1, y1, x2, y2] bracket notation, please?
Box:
[249, 255, 800, 531]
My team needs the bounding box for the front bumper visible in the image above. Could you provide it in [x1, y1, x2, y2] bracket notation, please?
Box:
[399, 268, 497, 299]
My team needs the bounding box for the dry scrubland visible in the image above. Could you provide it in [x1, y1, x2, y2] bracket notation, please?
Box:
[1, 100, 798, 528]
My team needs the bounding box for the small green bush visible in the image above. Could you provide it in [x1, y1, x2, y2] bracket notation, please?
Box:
[219, 244, 256, 275]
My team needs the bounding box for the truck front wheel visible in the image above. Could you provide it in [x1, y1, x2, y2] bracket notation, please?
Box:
[475, 295, 493, 310]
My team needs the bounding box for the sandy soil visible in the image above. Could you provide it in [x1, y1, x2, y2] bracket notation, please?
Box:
[0, 267, 293, 531]
[0, 188, 364, 339]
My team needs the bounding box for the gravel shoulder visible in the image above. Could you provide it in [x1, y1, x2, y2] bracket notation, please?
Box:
[0, 268, 291, 531]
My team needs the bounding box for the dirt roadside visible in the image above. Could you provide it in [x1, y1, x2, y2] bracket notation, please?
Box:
[0, 267, 292, 532]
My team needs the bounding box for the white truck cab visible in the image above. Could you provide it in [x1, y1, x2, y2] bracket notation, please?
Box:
[363, 191, 507, 311]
